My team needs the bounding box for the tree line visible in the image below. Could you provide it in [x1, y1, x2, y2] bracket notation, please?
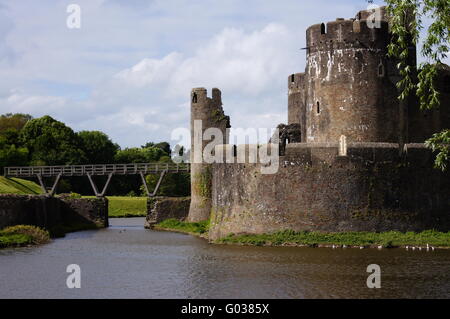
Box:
[0, 113, 189, 196]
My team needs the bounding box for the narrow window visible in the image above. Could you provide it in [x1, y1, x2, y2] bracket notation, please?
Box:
[317, 101, 320, 114]
[320, 23, 326, 35]
[192, 92, 197, 103]
[291, 74, 295, 83]
[232, 145, 237, 157]
[377, 63, 385, 77]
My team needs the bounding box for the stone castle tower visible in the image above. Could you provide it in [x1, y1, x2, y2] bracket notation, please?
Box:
[188, 88, 230, 222]
[288, 8, 406, 144]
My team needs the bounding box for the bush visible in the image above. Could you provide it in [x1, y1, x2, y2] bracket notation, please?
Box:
[0, 225, 50, 247]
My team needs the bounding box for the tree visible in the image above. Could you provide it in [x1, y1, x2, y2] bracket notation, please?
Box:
[114, 146, 166, 163]
[141, 141, 172, 156]
[19, 115, 86, 165]
[386, 0, 450, 170]
[0, 135, 29, 170]
[141, 172, 190, 197]
[0, 113, 33, 133]
[78, 131, 119, 164]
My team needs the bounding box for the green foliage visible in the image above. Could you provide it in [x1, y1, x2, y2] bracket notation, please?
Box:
[218, 229, 450, 247]
[77, 130, 119, 164]
[0, 139, 29, 169]
[142, 172, 190, 197]
[142, 142, 172, 156]
[0, 225, 50, 248]
[156, 218, 209, 234]
[425, 129, 450, 170]
[0, 113, 33, 133]
[195, 167, 211, 198]
[386, 0, 450, 170]
[0, 176, 42, 195]
[114, 146, 166, 163]
[67, 192, 82, 199]
[19, 115, 86, 165]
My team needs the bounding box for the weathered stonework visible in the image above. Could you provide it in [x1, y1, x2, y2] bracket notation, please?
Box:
[145, 196, 190, 228]
[209, 143, 450, 240]
[189, 6, 450, 241]
[0, 195, 108, 231]
[189, 88, 230, 222]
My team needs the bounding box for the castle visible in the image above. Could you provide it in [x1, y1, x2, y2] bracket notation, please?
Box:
[188, 7, 450, 240]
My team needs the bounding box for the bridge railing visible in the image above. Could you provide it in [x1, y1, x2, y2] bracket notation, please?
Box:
[4, 162, 190, 177]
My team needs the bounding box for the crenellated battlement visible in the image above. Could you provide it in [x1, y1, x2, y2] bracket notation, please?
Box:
[306, 18, 390, 54]
[191, 87, 222, 106]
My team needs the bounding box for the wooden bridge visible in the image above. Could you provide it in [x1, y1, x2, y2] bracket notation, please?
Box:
[4, 163, 190, 197]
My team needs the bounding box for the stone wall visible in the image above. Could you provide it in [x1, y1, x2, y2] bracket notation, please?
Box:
[145, 196, 190, 228]
[0, 195, 108, 230]
[209, 143, 450, 240]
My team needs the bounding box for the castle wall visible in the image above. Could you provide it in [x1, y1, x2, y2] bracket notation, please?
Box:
[209, 144, 450, 240]
[0, 195, 108, 231]
[145, 196, 190, 228]
[304, 19, 401, 143]
[189, 88, 230, 222]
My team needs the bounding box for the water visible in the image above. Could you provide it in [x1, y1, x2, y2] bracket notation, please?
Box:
[0, 218, 449, 299]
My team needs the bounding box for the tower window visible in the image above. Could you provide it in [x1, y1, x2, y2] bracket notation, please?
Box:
[320, 23, 326, 35]
[291, 74, 295, 83]
[377, 63, 385, 77]
[316, 101, 320, 114]
[192, 92, 197, 103]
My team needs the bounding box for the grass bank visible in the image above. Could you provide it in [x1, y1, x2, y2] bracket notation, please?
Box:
[108, 196, 147, 217]
[84, 196, 147, 218]
[0, 176, 42, 195]
[218, 229, 450, 248]
[0, 225, 50, 248]
[154, 218, 209, 237]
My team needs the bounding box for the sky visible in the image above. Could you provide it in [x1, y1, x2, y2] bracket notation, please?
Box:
[0, 0, 445, 149]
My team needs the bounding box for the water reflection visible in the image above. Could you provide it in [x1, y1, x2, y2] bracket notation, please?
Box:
[0, 218, 449, 299]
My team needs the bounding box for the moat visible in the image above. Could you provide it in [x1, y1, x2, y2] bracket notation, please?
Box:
[0, 218, 449, 299]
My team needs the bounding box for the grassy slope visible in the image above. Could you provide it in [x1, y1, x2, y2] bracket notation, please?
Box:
[0, 225, 50, 248]
[97, 196, 147, 218]
[155, 219, 209, 235]
[218, 230, 450, 248]
[0, 176, 42, 195]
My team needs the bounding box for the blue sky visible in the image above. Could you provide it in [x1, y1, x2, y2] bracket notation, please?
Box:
[0, 0, 445, 148]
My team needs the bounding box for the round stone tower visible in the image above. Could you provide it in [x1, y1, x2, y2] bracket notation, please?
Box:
[288, 73, 307, 142]
[188, 87, 230, 222]
[304, 15, 401, 143]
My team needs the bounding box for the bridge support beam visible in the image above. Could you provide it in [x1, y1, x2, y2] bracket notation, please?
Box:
[140, 170, 167, 197]
[36, 173, 62, 197]
[87, 173, 113, 197]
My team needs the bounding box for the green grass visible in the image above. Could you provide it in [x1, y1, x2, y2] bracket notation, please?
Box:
[217, 229, 450, 248]
[155, 218, 209, 235]
[0, 176, 42, 195]
[105, 196, 147, 218]
[0, 225, 50, 248]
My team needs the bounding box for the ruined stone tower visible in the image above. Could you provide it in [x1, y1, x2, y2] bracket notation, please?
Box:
[287, 73, 306, 142]
[188, 88, 230, 222]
